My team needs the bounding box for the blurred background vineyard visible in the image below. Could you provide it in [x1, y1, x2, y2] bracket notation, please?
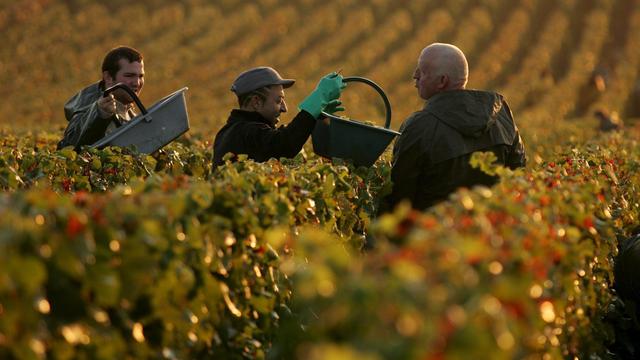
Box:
[2, 0, 640, 144]
[3, 0, 640, 359]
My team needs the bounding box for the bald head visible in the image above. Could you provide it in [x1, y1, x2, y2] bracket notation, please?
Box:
[420, 43, 469, 87]
[414, 43, 468, 100]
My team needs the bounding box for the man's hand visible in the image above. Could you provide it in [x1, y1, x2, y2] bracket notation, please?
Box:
[315, 72, 347, 100]
[97, 93, 117, 119]
[324, 99, 345, 115]
[298, 72, 347, 118]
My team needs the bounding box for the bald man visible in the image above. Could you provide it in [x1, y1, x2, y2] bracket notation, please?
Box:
[381, 43, 526, 212]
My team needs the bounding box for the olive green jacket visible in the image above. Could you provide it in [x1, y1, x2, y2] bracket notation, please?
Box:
[381, 90, 526, 212]
[57, 81, 135, 150]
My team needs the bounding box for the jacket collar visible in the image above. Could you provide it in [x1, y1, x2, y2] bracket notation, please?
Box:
[229, 109, 275, 128]
[423, 89, 501, 109]
[423, 89, 467, 110]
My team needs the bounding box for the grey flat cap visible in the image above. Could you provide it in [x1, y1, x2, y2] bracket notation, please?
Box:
[230, 66, 295, 96]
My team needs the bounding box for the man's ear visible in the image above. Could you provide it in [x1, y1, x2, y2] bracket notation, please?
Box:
[438, 75, 449, 90]
[250, 95, 263, 111]
[102, 71, 114, 86]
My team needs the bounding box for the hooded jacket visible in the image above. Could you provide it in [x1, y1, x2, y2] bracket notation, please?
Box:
[381, 89, 526, 211]
[57, 81, 136, 150]
[213, 109, 316, 167]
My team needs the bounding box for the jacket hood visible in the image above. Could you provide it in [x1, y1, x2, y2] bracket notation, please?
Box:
[64, 81, 104, 122]
[426, 90, 505, 138]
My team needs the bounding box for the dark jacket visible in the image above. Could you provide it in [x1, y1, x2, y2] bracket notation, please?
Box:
[213, 109, 316, 167]
[57, 81, 135, 150]
[381, 89, 526, 211]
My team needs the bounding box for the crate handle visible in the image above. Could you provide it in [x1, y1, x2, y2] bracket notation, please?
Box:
[103, 83, 152, 122]
[320, 76, 392, 129]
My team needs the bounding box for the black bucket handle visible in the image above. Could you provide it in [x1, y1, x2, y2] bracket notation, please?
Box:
[320, 76, 392, 129]
[103, 83, 152, 122]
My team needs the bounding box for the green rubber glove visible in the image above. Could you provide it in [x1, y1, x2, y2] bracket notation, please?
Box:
[299, 72, 347, 118]
[324, 99, 345, 115]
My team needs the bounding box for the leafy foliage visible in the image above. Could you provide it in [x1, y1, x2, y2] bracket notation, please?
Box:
[0, 137, 389, 359]
[0, 132, 638, 358]
[272, 133, 640, 359]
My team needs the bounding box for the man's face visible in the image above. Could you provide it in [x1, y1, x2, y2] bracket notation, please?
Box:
[256, 85, 287, 126]
[413, 52, 440, 100]
[103, 59, 145, 104]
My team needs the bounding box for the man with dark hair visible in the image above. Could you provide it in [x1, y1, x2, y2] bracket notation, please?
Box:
[380, 43, 526, 212]
[58, 46, 145, 150]
[213, 66, 345, 167]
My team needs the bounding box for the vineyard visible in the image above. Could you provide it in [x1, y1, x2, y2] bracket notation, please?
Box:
[2, 0, 640, 359]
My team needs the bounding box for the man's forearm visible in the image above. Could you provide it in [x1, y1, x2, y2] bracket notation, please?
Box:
[276, 110, 316, 157]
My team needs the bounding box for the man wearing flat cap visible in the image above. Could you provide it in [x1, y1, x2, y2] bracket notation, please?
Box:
[213, 67, 346, 167]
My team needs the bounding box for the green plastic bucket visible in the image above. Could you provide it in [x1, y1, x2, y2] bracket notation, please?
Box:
[312, 76, 400, 167]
